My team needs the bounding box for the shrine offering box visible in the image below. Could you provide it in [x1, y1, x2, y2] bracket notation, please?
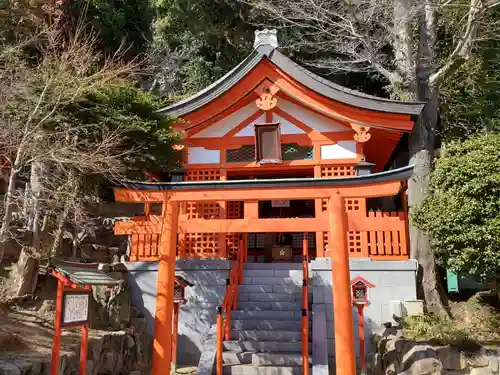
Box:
[271, 245, 292, 261]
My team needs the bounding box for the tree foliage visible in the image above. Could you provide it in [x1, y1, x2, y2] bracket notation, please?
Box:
[413, 133, 500, 288]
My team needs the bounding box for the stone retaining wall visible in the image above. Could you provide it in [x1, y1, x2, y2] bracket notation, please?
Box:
[371, 328, 500, 375]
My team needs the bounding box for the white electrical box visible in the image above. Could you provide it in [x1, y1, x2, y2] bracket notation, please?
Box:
[405, 300, 424, 316]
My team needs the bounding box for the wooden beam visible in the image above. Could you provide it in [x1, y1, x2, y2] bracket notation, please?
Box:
[166, 181, 402, 202]
[179, 216, 329, 233]
[115, 212, 405, 235]
[114, 219, 162, 235]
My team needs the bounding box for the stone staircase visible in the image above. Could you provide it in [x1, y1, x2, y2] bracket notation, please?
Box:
[222, 263, 312, 375]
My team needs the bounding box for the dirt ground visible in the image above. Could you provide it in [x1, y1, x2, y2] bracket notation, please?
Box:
[0, 305, 82, 361]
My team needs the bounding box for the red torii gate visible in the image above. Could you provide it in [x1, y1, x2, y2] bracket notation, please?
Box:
[113, 165, 413, 375]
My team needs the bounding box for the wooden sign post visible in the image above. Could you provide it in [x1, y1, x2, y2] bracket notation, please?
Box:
[49, 262, 122, 375]
[51, 270, 91, 375]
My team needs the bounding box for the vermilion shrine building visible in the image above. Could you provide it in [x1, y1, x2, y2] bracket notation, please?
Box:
[114, 30, 425, 375]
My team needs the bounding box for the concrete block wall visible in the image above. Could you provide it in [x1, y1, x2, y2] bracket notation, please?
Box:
[311, 258, 418, 361]
[125, 259, 231, 366]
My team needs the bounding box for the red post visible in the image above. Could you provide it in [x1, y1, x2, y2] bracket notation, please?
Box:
[80, 324, 89, 375]
[302, 233, 309, 375]
[224, 278, 232, 341]
[357, 305, 366, 375]
[216, 308, 223, 375]
[172, 303, 180, 373]
[328, 195, 357, 375]
[51, 280, 64, 375]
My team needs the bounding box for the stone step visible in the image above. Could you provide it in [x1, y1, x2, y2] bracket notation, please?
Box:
[223, 352, 311, 366]
[232, 310, 301, 320]
[223, 341, 311, 353]
[238, 285, 274, 294]
[232, 319, 310, 331]
[236, 301, 302, 311]
[239, 293, 295, 302]
[223, 365, 305, 375]
[244, 269, 305, 278]
[230, 330, 303, 342]
[243, 263, 302, 270]
[243, 277, 301, 286]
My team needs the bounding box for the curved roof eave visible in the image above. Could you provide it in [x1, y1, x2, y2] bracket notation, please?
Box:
[116, 165, 414, 191]
[157, 45, 425, 118]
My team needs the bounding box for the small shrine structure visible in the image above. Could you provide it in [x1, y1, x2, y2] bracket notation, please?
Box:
[113, 29, 425, 375]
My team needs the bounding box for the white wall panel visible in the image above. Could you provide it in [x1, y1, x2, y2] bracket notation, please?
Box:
[278, 99, 350, 132]
[234, 114, 266, 136]
[187, 147, 220, 164]
[320, 141, 357, 159]
[192, 103, 257, 138]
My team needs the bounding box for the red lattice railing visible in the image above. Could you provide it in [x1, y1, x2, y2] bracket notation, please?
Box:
[178, 170, 244, 259]
[116, 164, 408, 261]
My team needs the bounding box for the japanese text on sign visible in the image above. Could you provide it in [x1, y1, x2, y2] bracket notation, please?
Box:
[63, 293, 90, 325]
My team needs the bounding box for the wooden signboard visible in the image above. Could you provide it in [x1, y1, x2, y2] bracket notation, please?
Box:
[61, 291, 91, 327]
[272, 200, 290, 208]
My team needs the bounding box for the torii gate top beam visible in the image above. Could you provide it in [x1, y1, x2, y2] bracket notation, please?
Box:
[113, 165, 413, 203]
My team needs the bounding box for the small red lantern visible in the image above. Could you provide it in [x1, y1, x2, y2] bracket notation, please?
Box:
[350, 276, 375, 306]
[350, 276, 375, 375]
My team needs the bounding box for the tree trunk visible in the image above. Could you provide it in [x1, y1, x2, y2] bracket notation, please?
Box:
[408, 95, 449, 314]
[0, 144, 27, 264]
[51, 196, 72, 257]
[406, 0, 449, 315]
[29, 160, 46, 252]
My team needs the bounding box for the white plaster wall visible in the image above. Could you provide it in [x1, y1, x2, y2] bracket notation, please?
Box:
[320, 141, 357, 159]
[278, 99, 350, 132]
[192, 103, 257, 138]
[274, 114, 305, 134]
[187, 147, 220, 164]
[234, 114, 265, 136]
[126, 260, 231, 366]
[311, 258, 418, 360]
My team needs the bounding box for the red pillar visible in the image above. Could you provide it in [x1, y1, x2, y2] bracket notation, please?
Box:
[152, 200, 179, 375]
[51, 279, 64, 375]
[357, 305, 366, 375]
[172, 303, 180, 373]
[80, 324, 89, 375]
[328, 194, 356, 375]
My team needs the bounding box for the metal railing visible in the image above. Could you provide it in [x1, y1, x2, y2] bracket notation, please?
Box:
[302, 233, 309, 375]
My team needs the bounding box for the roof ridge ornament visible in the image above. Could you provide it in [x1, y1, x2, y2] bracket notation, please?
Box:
[254, 29, 279, 49]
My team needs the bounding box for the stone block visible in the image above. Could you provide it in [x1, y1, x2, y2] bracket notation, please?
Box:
[437, 346, 467, 370]
[469, 367, 495, 375]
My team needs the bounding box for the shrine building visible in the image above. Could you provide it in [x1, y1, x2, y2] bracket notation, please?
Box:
[114, 30, 425, 375]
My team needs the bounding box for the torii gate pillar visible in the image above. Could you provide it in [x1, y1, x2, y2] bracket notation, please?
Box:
[328, 194, 357, 375]
[152, 200, 179, 375]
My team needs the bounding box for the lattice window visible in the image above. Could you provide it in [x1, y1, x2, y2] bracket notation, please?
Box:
[247, 233, 265, 249]
[348, 231, 362, 254]
[227, 144, 314, 163]
[226, 145, 255, 163]
[226, 201, 243, 219]
[345, 199, 361, 212]
[182, 233, 219, 258]
[321, 198, 362, 212]
[291, 232, 316, 249]
[184, 202, 220, 219]
[185, 170, 221, 181]
[281, 144, 314, 161]
[321, 166, 356, 178]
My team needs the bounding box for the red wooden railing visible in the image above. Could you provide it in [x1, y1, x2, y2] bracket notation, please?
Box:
[302, 233, 309, 375]
[216, 240, 244, 375]
[115, 209, 408, 262]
